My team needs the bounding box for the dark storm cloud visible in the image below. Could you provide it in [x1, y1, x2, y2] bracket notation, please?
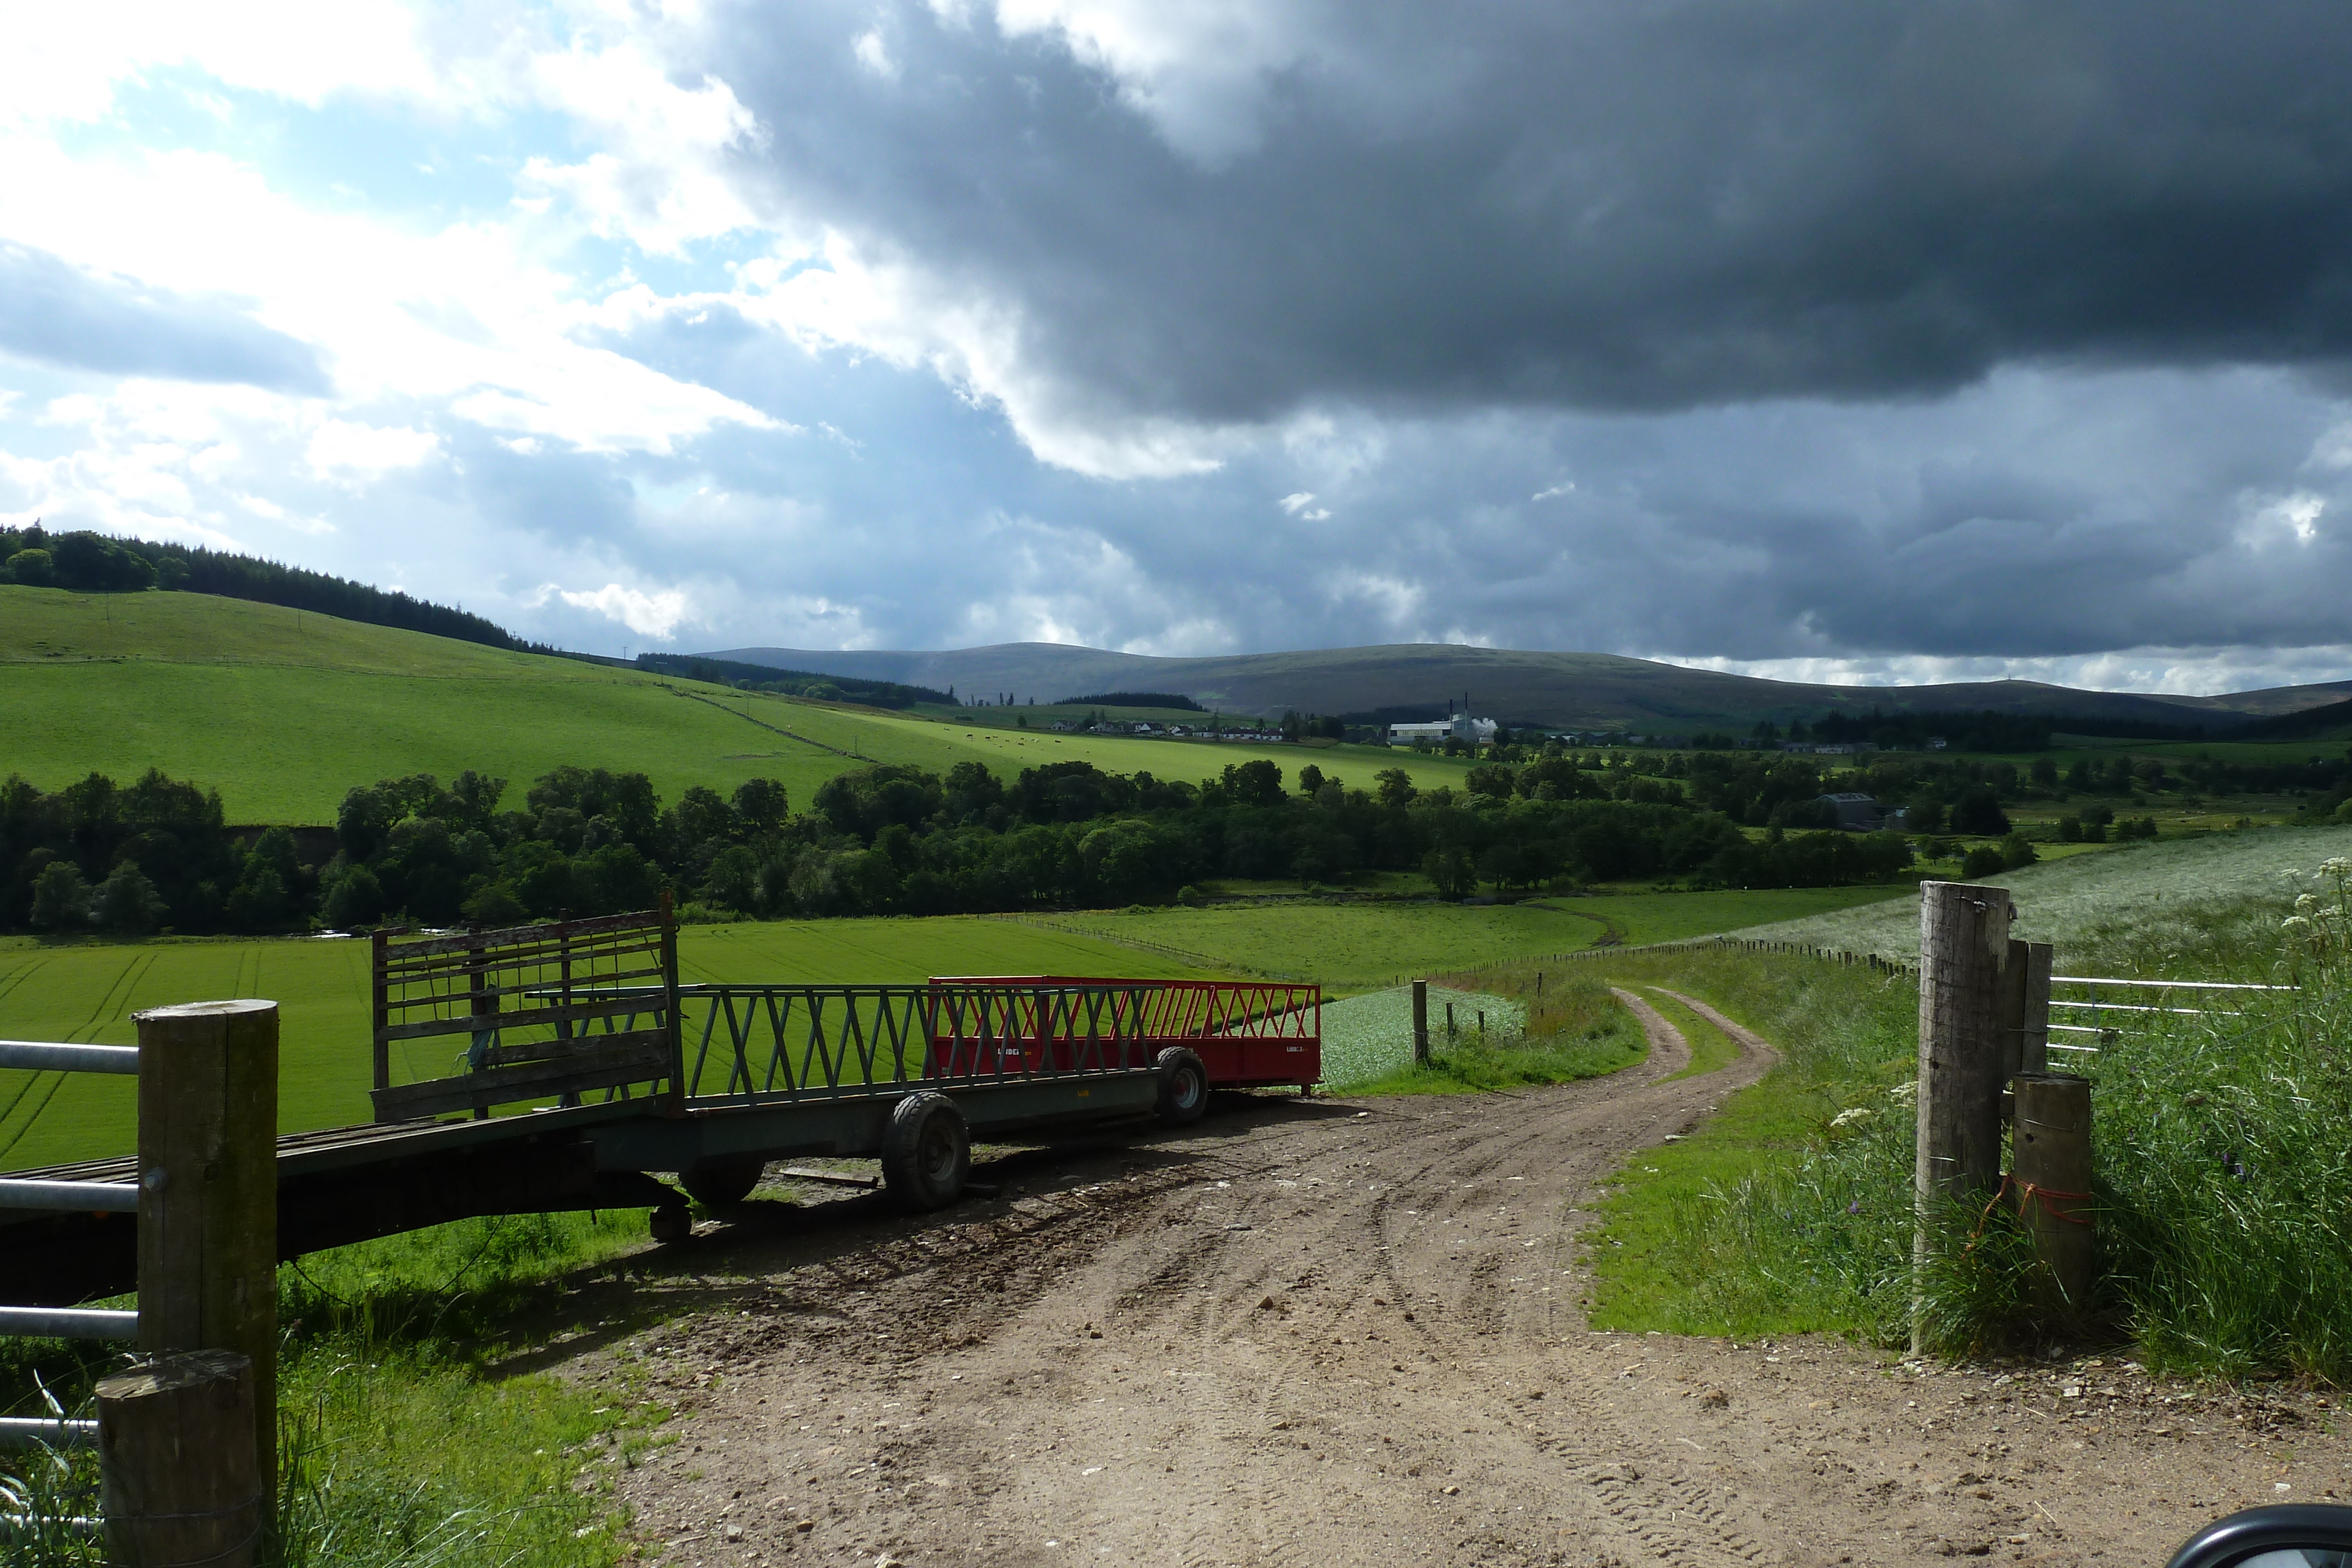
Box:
[705, 0, 2352, 424]
[0, 243, 331, 394]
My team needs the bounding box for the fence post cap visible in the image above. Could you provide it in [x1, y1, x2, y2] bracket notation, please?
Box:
[131, 998, 278, 1023]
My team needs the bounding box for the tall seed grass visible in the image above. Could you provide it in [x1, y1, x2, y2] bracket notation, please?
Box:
[1582, 852, 2352, 1373]
[2, 1211, 654, 1568]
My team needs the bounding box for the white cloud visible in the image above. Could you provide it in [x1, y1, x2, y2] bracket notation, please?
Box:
[990, 0, 1345, 166]
[0, 0, 443, 128]
[735, 235, 1240, 478]
[1532, 481, 1573, 500]
[558, 582, 696, 640]
[306, 420, 439, 480]
[1665, 646, 2352, 697]
[853, 29, 899, 80]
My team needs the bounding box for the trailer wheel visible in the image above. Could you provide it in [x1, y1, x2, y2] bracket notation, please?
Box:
[881, 1092, 970, 1212]
[1154, 1047, 1209, 1127]
[681, 1154, 767, 1208]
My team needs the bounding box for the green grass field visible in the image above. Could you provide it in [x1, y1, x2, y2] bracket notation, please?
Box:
[0, 918, 1212, 1170]
[0, 587, 1475, 821]
[1021, 884, 1912, 989]
[0, 884, 1906, 1168]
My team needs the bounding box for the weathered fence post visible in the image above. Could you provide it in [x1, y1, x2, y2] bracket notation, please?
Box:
[2007, 941, 2053, 1076]
[1412, 980, 1429, 1065]
[133, 998, 279, 1489]
[98, 1350, 262, 1568]
[1914, 882, 2012, 1353]
[2012, 1073, 2095, 1328]
[1445, 1001, 1456, 1041]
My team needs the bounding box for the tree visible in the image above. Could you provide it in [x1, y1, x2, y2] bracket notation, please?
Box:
[1422, 845, 1476, 899]
[1374, 768, 1417, 808]
[732, 778, 789, 835]
[1950, 786, 2010, 836]
[322, 865, 386, 928]
[92, 861, 165, 934]
[1297, 764, 1325, 797]
[1221, 758, 1284, 808]
[29, 861, 91, 930]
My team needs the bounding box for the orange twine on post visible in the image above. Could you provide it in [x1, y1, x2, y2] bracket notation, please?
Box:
[1965, 1172, 2094, 1252]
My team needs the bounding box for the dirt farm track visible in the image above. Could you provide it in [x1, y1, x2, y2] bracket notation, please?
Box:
[570, 995, 2350, 1567]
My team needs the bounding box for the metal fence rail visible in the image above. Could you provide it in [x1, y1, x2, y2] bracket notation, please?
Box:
[2043, 975, 2300, 1054]
[1, 1038, 142, 1457]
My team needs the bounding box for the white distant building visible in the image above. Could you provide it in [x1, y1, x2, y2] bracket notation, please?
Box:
[1389, 716, 1498, 747]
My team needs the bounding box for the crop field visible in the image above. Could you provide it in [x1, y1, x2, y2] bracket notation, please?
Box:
[1024, 884, 1912, 989]
[1318, 984, 1525, 1086]
[1720, 822, 2352, 964]
[0, 918, 1210, 1170]
[0, 587, 1472, 821]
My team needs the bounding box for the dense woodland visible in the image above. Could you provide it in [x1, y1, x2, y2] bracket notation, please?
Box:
[8, 737, 2351, 934]
[636, 652, 956, 709]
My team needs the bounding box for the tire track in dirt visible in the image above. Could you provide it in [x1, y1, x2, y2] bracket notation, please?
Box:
[585, 991, 2350, 1568]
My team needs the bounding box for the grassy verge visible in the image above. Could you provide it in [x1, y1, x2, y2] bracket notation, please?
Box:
[3, 1211, 664, 1568]
[1345, 969, 1649, 1096]
[1565, 850, 2352, 1376]
[1567, 951, 1919, 1341]
[1635, 988, 1738, 1081]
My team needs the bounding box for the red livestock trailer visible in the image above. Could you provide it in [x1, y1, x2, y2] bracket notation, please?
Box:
[926, 976, 1321, 1126]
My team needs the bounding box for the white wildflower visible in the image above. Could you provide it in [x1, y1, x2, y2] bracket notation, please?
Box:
[1829, 1106, 1875, 1128]
[1887, 1079, 1919, 1104]
[2283, 915, 2316, 935]
[2297, 892, 2321, 914]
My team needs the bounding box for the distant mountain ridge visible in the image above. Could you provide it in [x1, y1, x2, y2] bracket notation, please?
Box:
[701, 640, 2352, 733]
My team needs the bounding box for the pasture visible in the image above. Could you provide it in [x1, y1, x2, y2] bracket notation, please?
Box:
[0, 918, 1211, 1169]
[0, 883, 1905, 1168]
[0, 586, 1474, 822]
[1722, 821, 2352, 964]
[1023, 883, 1911, 989]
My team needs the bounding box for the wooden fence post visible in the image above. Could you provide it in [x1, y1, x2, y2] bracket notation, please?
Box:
[133, 999, 279, 1491]
[1411, 980, 1429, 1065]
[98, 1350, 262, 1568]
[2016, 941, 2053, 1076]
[2012, 1073, 2096, 1329]
[1914, 882, 2012, 1353]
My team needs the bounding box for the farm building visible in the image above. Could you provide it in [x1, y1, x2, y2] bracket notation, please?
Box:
[1388, 716, 1499, 747]
[1818, 792, 1908, 831]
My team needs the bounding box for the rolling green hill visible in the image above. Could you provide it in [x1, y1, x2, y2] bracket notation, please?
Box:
[712, 639, 2351, 730]
[0, 587, 1479, 823]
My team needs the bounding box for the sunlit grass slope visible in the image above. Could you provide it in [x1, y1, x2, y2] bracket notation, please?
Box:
[1017, 884, 1907, 991]
[0, 587, 1474, 822]
[1723, 823, 2352, 964]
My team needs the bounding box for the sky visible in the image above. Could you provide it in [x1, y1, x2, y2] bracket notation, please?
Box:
[6, 1, 2352, 696]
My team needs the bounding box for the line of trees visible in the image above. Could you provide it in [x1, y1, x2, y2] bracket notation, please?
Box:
[3, 751, 1924, 936]
[0, 524, 553, 654]
[635, 653, 955, 709]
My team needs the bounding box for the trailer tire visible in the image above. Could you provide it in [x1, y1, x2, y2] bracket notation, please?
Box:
[681, 1154, 767, 1208]
[881, 1092, 970, 1212]
[1154, 1047, 1209, 1127]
